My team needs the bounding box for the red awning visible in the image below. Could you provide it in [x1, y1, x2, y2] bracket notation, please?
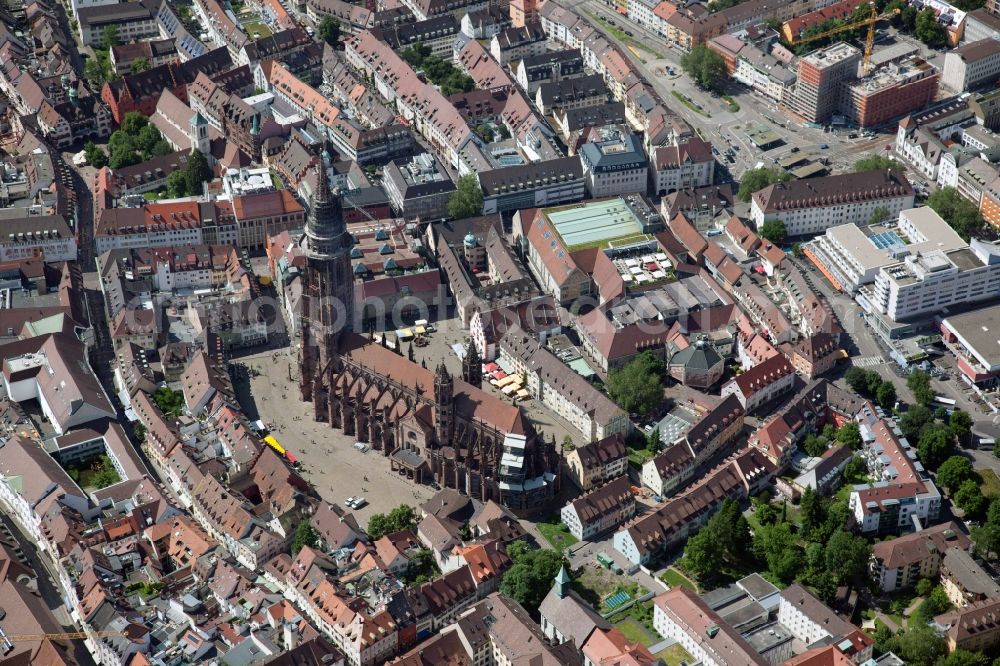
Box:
[285, 452, 297, 463]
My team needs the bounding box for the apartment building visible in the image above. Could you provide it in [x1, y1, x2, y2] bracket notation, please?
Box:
[851, 419, 942, 534]
[870, 521, 971, 592]
[78, 0, 159, 47]
[565, 434, 628, 491]
[479, 156, 585, 215]
[650, 136, 715, 196]
[721, 354, 796, 412]
[943, 39, 1000, 91]
[560, 476, 635, 540]
[750, 170, 915, 236]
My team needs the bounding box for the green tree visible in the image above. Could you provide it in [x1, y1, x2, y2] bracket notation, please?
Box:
[152, 386, 185, 417]
[899, 404, 933, 442]
[84, 58, 108, 86]
[367, 504, 418, 540]
[868, 206, 891, 225]
[137, 124, 164, 157]
[918, 425, 953, 470]
[941, 651, 990, 666]
[737, 167, 791, 202]
[683, 528, 722, 579]
[130, 57, 150, 73]
[679, 44, 727, 90]
[876, 381, 897, 410]
[927, 187, 985, 241]
[915, 7, 947, 47]
[801, 433, 828, 457]
[799, 487, 826, 537]
[499, 542, 564, 617]
[291, 521, 320, 554]
[753, 522, 804, 585]
[843, 455, 868, 483]
[759, 219, 787, 244]
[824, 530, 870, 584]
[120, 111, 149, 137]
[835, 422, 862, 450]
[973, 500, 1000, 557]
[84, 141, 108, 168]
[913, 585, 952, 622]
[956, 479, 988, 518]
[167, 170, 189, 198]
[882, 624, 948, 666]
[937, 455, 975, 493]
[845, 367, 868, 395]
[915, 577, 934, 596]
[853, 154, 906, 172]
[447, 174, 483, 220]
[606, 351, 664, 414]
[317, 16, 341, 47]
[951, 410, 973, 445]
[908, 370, 935, 407]
[101, 25, 120, 50]
[865, 370, 884, 396]
[184, 149, 213, 196]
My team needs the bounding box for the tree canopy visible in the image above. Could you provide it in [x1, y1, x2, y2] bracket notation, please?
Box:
[679, 44, 727, 90]
[317, 16, 342, 48]
[682, 499, 750, 580]
[926, 187, 985, 241]
[606, 351, 664, 415]
[367, 504, 418, 540]
[937, 456, 975, 493]
[915, 7, 947, 47]
[737, 167, 791, 202]
[447, 175, 483, 220]
[291, 521, 320, 554]
[854, 154, 906, 172]
[907, 370, 935, 407]
[760, 219, 787, 244]
[499, 542, 564, 617]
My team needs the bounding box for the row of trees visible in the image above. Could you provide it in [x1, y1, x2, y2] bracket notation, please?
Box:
[844, 367, 898, 410]
[367, 504, 418, 541]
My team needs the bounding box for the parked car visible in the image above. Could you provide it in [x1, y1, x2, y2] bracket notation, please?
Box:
[351, 497, 368, 509]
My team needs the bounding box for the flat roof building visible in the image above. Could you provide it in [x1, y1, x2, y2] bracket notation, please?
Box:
[942, 303, 1000, 385]
[843, 57, 940, 128]
[804, 206, 967, 293]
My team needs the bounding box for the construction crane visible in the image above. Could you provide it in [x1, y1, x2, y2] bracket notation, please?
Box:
[789, 3, 902, 76]
[1, 630, 128, 642]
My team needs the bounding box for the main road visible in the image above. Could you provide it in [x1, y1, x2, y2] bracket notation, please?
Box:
[565, 0, 891, 177]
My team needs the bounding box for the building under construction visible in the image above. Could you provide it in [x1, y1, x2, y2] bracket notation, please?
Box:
[790, 42, 940, 127]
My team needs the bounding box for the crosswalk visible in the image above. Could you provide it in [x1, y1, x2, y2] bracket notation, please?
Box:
[851, 356, 884, 368]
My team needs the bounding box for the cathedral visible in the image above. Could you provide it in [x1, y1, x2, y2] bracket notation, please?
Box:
[297, 163, 560, 512]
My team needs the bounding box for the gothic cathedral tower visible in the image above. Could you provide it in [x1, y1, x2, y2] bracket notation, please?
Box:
[299, 160, 353, 401]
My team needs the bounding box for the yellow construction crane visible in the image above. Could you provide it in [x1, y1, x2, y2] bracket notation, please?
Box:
[789, 3, 902, 76]
[1, 630, 128, 642]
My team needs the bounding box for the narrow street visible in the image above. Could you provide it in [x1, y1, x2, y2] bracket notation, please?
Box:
[0, 514, 97, 666]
